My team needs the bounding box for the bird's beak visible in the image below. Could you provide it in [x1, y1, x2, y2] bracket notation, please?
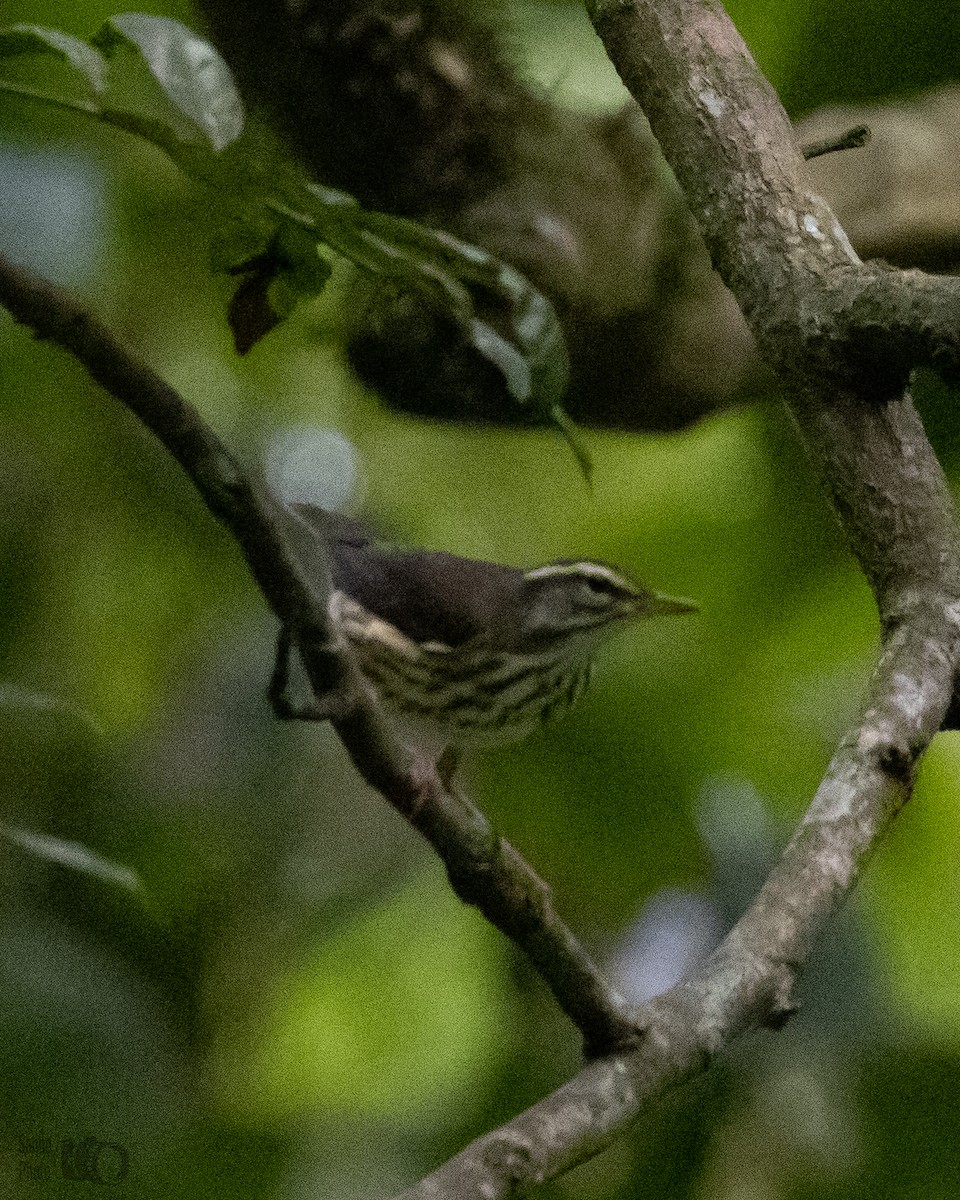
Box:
[642, 590, 699, 616]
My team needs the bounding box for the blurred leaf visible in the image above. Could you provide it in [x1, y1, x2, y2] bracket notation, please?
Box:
[210, 215, 274, 274]
[266, 274, 297, 320]
[549, 403, 593, 484]
[274, 222, 332, 298]
[468, 316, 532, 402]
[314, 202, 581, 470]
[0, 821, 143, 893]
[0, 47, 239, 181]
[0, 23, 109, 95]
[359, 210, 572, 421]
[0, 682, 107, 828]
[100, 102, 215, 164]
[93, 13, 243, 151]
[227, 261, 282, 354]
[0, 14, 580, 465]
[0, 681, 103, 738]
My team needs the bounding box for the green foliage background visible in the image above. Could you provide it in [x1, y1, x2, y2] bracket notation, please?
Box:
[2, 1, 960, 1196]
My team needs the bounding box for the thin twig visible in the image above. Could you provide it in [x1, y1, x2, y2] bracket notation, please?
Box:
[801, 122, 871, 159]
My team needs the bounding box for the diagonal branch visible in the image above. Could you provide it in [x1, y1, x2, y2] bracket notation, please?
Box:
[0, 251, 638, 1058]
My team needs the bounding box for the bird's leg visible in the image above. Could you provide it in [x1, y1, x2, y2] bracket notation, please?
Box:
[267, 625, 338, 721]
[436, 745, 462, 791]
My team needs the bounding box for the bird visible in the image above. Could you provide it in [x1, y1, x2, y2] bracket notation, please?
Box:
[274, 506, 696, 763]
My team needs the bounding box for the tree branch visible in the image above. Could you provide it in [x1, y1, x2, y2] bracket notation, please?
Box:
[584, 0, 960, 604]
[377, 0, 960, 1194]
[0, 250, 639, 1058]
[392, 609, 957, 1187]
[801, 122, 870, 160]
[8, 0, 960, 1185]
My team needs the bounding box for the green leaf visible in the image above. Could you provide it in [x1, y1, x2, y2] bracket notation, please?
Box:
[498, 263, 570, 413]
[228, 269, 282, 355]
[99, 103, 213, 166]
[275, 223, 333, 297]
[304, 181, 359, 210]
[210, 215, 275, 274]
[468, 318, 531, 401]
[307, 208, 474, 318]
[0, 821, 143, 893]
[266, 273, 297, 320]
[94, 13, 243, 151]
[549, 403, 594, 485]
[0, 17, 582, 470]
[0, 23, 109, 95]
[347, 210, 576, 445]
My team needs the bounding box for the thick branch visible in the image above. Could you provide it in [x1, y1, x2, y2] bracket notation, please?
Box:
[382, 2, 960, 1195]
[0, 251, 638, 1058]
[585, 0, 960, 609]
[832, 267, 960, 386]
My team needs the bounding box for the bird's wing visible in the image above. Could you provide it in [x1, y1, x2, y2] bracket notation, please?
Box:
[290, 503, 525, 647]
[331, 541, 524, 648]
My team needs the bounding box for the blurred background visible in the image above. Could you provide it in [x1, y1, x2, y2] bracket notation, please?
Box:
[2, 1, 960, 1197]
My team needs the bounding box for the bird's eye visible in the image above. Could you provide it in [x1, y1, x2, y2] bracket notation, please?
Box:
[583, 576, 608, 595]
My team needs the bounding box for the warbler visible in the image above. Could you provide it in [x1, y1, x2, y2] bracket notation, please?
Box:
[277, 507, 696, 760]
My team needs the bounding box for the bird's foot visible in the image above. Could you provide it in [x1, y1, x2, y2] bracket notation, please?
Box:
[267, 625, 340, 722]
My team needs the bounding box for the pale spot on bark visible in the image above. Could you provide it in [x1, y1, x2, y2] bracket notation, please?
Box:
[698, 88, 726, 118]
[803, 214, 825, 241]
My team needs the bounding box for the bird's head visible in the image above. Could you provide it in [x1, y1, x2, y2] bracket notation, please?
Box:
[511, 560, 697, 650]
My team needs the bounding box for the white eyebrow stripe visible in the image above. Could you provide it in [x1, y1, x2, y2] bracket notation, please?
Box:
[523, 561, 632, 588]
